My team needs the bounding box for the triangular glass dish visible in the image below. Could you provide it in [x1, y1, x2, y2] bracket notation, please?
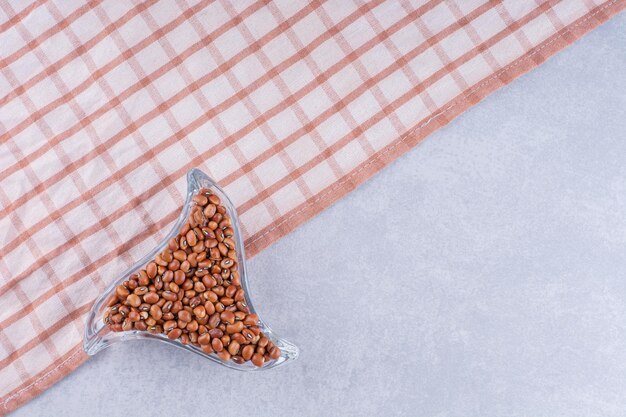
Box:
[84, 168, 299, 370]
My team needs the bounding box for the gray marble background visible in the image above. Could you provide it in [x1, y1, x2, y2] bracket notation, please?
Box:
[11, 13, 626, 417]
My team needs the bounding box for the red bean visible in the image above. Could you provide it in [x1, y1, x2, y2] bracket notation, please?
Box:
[116, 285, 129, 299]
[251, 353, 265, 367]
[178, 310, 192, 323]
[198, 333, 211, 346]
[211, 338, 224, 352]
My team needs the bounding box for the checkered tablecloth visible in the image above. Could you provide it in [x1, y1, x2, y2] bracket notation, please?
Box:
[1, 0, 623, 413]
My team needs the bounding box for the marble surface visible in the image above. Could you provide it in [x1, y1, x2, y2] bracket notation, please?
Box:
[10, 13, 626, 417]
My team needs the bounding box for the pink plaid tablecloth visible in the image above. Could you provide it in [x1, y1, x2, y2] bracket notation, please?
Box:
[1, 0, 623, 413]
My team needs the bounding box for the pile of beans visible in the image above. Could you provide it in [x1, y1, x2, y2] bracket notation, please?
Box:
[103, 188, 280, 367]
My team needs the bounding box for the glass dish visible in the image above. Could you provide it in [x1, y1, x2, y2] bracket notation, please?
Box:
[84, 168, 299, 370]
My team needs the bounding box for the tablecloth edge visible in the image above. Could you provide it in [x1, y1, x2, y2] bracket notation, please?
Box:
[1, 345, 87, 416]
[243, 1, 625, 259]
